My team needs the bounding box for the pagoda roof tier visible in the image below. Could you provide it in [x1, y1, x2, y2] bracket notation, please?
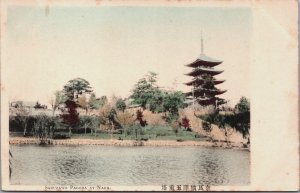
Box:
[185, 67, 223, 76]
[198, 100, 214, 106]
[197, 96, 224, 101]
[198, 98, 215, 106]
[185, 79, 225, 86]
[186, 54, 222, 68]
[198, 99, 226, 106]
[198, 97, 226, 105]
[186, 88, 227, 97]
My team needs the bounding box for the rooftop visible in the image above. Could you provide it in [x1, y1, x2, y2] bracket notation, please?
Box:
[198, 53, 222, 63]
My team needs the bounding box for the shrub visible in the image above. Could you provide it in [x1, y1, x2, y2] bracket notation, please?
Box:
[116, 98, 126, 112]
[116, 110, 135, 127]
[181, 116, 191, 130]
[162, 113, 178, 124]
[143, 110, 166, 126]
[136, 110, 147, 127]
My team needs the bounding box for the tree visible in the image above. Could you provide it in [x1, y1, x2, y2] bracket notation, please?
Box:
[197, 97, 250, 144]
[14, 106, 31, 136]
[50, 90, 67, 116]
[90, 116, 100, 137]
[148, 89, 165, 113]
[47, 116, 61, 139]
[99, 96, 108, 107]
[33, 114, 61, 144]
[235, 97, 250, 113]
[232, 97, 250, 140]
[116, 98, 126, 112]
[131, 77, 153, 109]
[63, 78, 93, 101]
[60, 78, 92, 135]
[116, 107, 135, 138]
[146, 71, 158, 86]
[89, 93, 101, 110]
[80, 115, 96, 135]
[60, 100, 79, 136]
[131, 72, 166, 112]
[33, 113, 50, 144]
[163, 91, 186, 115]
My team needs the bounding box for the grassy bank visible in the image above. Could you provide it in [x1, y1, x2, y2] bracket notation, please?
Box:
[9, 126, 208, 142]
[9, 137, 249, 150]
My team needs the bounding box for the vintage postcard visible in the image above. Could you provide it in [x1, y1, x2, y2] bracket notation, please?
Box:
[1, 0, 299, 191]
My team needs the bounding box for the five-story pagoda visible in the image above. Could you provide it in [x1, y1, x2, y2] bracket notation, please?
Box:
[185, 35, 227, 108]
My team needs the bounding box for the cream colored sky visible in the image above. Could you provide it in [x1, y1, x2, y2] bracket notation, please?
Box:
[6, 4, 252, 106]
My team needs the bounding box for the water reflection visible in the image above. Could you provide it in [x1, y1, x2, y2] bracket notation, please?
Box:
[54, 156, 90, 177]
[10, 145, 250, 186]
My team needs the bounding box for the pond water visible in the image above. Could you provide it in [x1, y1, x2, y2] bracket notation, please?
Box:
[10, 145, 250, 186]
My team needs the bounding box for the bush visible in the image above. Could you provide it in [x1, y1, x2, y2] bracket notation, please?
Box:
[116, 98, 126, 112]
[181, 116, 191, 130]
[143, 110, 166, 126]
[202, 121, 212, 133]
[53, 133, 70, 139]
[116, 110, 135, 127]
[9, 115, 35, 133]
[162, 113, 178, 124]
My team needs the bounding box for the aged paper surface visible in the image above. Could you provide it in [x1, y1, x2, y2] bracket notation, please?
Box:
[1, 0, 299, 191]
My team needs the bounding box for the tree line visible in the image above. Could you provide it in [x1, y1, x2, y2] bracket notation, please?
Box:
[9, 71, 250, 144]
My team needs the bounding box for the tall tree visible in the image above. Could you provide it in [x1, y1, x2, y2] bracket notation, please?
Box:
[61, 78, 92, 133]
[232, 97, 250, 140]
[235, 97, 250, 113]
[131, 72, 187, 114]
[63, 78, 93, 101]
[146, 71, 158, 86]
[131, 72, 163, 111]
[131, 77, 153, 109]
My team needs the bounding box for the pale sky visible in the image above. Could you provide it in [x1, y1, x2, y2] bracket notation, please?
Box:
[6, 6, 252, 107]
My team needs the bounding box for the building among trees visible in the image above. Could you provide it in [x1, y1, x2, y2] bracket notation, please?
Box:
[185, 34, 227, 108]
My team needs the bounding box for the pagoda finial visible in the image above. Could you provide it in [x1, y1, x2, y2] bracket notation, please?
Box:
[201, 31, 204, 54]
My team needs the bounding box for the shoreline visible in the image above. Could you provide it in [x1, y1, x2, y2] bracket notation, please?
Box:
[9, 137, 250, 150]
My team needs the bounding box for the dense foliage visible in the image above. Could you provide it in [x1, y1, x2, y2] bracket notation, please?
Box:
[163, 91, 186, 115]
[116, 98, 126, 112]
[89, 93, 102, 110]
[9, 75, 250, 144]
[63, 78, 93, 101]
[60, 100, 79, 129]
[199, 97, 250, 139]
[130, 72, 186, 115]
[181, 117, 191, 130]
